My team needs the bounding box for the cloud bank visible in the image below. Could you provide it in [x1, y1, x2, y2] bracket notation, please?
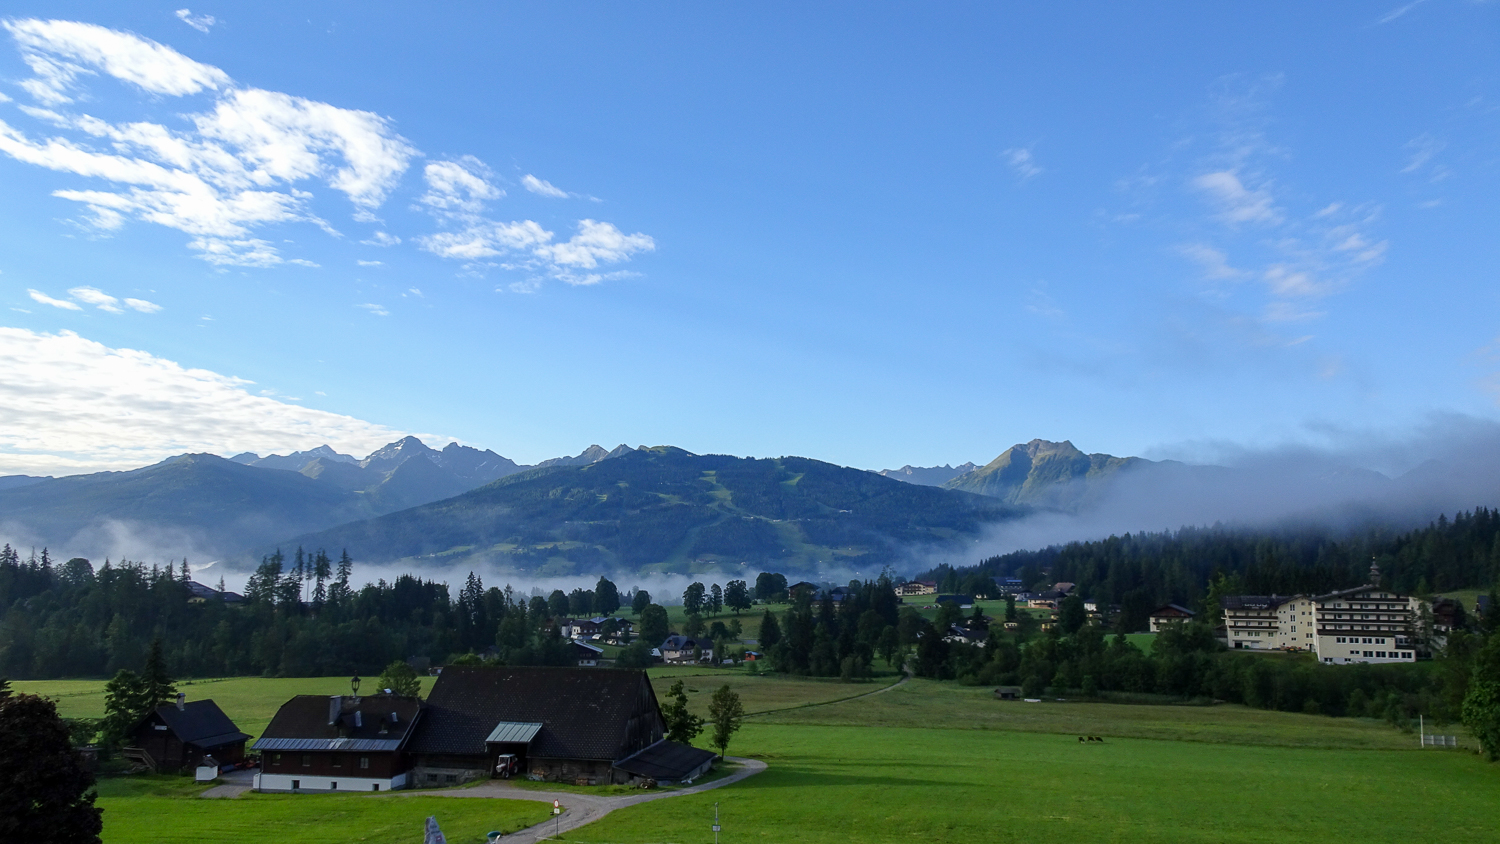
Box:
[0, 18, 654, 284]
[0, 326, 432, 475]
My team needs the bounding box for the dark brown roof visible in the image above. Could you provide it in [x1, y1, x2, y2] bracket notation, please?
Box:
[614, 740, 716, 780]
[408, 666, 663, 762]
[255, 694, 421, 752]
[141, 699, 249, 749]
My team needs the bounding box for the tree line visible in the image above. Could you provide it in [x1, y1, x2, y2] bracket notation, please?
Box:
[920, 508, 1500, 630]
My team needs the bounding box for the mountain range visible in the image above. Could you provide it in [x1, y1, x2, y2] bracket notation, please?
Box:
[2, 434, 1489, 576]
[0, 438, 641, 564]
[276, 446, 1019, 576]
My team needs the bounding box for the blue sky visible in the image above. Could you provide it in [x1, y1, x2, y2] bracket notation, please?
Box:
[1, 2, 1498, 477]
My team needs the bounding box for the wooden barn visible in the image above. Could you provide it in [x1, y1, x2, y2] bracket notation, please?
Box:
[128, 694, 249, 773]
[406, 666, 716, 786]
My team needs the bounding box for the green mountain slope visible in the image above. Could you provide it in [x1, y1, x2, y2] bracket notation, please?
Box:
[0, 454, 374, 555]
[942, 439, 1147, 508]
[280, 446, 1023, 575]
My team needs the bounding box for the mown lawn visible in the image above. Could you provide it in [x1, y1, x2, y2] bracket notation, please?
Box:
[648, 670, 897, 716]
[585, 721, 1500, 844]
[757, 677, 1461, 750]
[94, 777, 547, 844]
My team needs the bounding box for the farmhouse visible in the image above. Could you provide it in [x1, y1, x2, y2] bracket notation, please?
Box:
[572, 640, 604, 666]
[1148, 604, 1195, 632]
[127, 694, 249, 773]
[659, 634, 713, 664]
[405, 666, 714, 786]
[252, 692, 422, 793]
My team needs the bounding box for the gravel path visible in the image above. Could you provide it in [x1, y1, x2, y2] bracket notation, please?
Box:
[398, 756, 768, 843]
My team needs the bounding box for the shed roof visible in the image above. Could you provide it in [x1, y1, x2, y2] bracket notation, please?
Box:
[407, 666, 662, 762]
[485, 721, 544, 744]
[614, 740, 717, 780]
[142, 699, 249, 749]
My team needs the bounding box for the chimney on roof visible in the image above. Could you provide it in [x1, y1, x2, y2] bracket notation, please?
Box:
[328, 696, 342, 726]
[176, 693, 185, 711]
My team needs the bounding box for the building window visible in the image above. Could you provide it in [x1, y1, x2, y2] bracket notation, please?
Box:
[1364, 651, 1373, 657]
[332, 756, 342, 768]
[445, 774, 457, 783]
[331, 781, 338, 790]
[360, 756, 370, 770]
[292, 780, 300, 790]
[272, 754, 282, 765]
[302, 754, 311, 767]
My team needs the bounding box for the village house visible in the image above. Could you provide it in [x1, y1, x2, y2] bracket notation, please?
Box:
[1148, 604, 1195, 632]
[127, 694, 249, 774]
[659, 634, 713, 664]
[404, 666, 715, 786]
[252, 691, 422, 793]
[572, 640, 604, 666]
[991, 577, 1024, 594]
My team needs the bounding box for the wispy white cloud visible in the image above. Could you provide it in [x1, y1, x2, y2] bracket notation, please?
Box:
[0, 19, 416, 266]
[28, 289, 81, 310]
[1400, 132, 1449, 183]
[0, 327, 433, 475]
[123, 297, 161, 313]
[356, 259, 382, 266]
[1178, 243, 1243, 280]
[175, 9, 216, 33]
[1001, 147, 1042, 181]
[68, 285, 122, 313]
[539, 219, 655, 269]
[1192, 170, 1281, 225]
[356, 302, 388, 316]
[522, 174, 568, 198]
[5, 18, 231, 103]
[361, 231, 400, 247]
[1378, 0, 1429, 24]
[420, 157, 502, 215]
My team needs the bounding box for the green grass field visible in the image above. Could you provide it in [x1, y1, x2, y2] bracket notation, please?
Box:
[94, 776, 547, 844]
[17, 667, 1500, 843]
[584, 722, 1499, 844]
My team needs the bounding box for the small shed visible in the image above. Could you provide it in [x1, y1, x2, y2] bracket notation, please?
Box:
[129, 696, 249, 773]
[993, 686, 1022, 701]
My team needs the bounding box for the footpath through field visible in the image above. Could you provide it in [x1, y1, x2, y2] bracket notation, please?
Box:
[391, 756, 767, 843]
[742, 664, 911, 718]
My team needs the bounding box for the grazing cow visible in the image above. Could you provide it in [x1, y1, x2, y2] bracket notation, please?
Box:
[1078, 736, 1087, 743]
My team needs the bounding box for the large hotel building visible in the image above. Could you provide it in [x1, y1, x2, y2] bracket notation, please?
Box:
[1221, 567, 1426, 665]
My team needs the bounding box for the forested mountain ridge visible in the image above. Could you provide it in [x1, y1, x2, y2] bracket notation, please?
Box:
[920, 508, 1500, 632]
[279, 446, 1023, 575]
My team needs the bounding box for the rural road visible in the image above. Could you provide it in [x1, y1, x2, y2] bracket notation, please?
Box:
[400, 756, 768, 843]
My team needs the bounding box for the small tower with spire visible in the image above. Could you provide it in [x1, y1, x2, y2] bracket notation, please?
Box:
[1369, 558, 1381, 587]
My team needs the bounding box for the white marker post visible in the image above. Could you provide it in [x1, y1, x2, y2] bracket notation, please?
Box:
[712, 801, 721, 844]
[553, 799, 562, 839]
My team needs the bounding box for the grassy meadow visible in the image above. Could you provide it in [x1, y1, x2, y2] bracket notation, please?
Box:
[14, 666, 1500, 842]
[95, 776, 547, 844]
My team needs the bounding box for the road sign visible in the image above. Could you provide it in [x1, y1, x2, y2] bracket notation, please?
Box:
[712, 825, 721, 832]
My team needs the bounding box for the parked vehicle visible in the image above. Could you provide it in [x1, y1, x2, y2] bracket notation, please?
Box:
[495, 753, 522, 778]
